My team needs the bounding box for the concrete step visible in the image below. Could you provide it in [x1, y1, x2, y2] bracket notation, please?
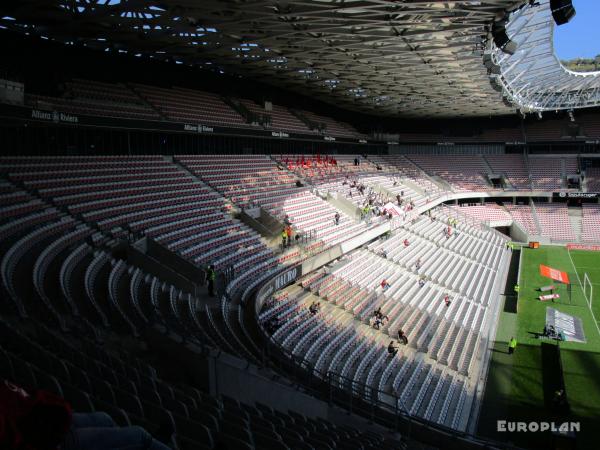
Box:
[568, 209, 582, 241]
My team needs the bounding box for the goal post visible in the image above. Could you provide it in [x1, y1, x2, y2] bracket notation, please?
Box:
[583, 273, 593, 308]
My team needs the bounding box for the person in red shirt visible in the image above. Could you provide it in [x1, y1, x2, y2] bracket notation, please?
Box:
[0, 379, 72, 450]
[381, 279, 391, 291]
[443, 293, 451, 307]
[0, 380, 171, 450]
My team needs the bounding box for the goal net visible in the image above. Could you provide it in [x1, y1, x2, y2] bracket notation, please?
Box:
[584, 273, 593, 308]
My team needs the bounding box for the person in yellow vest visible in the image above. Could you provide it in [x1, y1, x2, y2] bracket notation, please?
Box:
[206, 265, 216, 297]
[281, 229, 287, 248]
[514, 284, 520, 294]
[508, 337, 517, 355]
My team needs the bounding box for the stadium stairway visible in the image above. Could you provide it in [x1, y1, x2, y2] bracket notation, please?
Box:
[568, 207, 583, 242]
[479, 156, 495, 178]
[125, 82, 167, 119]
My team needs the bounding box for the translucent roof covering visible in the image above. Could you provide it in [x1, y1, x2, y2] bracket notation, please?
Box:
[0, 0, 523, 118]
[489, 0, 600, 113]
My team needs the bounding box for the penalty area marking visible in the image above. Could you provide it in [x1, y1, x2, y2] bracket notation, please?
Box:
[567, 248, 600, 339]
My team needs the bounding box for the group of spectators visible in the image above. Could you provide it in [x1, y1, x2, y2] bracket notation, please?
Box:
[388, 330, 409, 357]
[340, 176, 419, 225]
[309, 301, 321, 315]
[281, 214, 301, 248]
[372, 307, 389, 330]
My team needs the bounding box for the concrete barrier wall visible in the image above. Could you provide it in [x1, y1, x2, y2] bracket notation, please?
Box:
[128, 238, 200, 294]
[255, 221, 392, 314]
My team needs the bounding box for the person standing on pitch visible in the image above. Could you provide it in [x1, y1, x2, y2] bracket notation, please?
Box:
[508, 337, 517, 355]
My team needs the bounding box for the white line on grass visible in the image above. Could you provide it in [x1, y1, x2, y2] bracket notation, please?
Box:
[567, 249, 600, 339]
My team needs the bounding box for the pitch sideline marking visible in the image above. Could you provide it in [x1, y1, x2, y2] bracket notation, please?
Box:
[567, 248, 600, 339]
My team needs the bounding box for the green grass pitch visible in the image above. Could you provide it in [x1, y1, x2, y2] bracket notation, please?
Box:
[478, 245, 600, 450]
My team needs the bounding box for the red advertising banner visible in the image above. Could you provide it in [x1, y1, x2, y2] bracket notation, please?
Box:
[539, 264, 570, 284]
[567, 244, 600, 252]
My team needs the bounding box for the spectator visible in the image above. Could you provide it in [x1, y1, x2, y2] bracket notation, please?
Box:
[418, 275, 426, 288]
[380, 279, 391, 291]
[309, 302, 319, 315]
[285, 225, 293, 246]
[373, 316, 383, 330]
[553, 389, 566, 408]
[415, 259, 421, 271]
[398, 329, 408, 345]
[387, 341, 398, 356]
[0, 379, 72, 450]
[374, 307, 389, 322]
[443, 293, 451, 307]
[0, 380, 172, 450]
[334, 212, 340, 225]
[206, 265, 216, 296]
[283, 215, 292, 226]
[403, 239, 410, 247]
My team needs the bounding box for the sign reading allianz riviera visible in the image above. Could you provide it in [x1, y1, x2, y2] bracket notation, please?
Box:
[1, 103, 370, 144]
[487, 0, 600, 113]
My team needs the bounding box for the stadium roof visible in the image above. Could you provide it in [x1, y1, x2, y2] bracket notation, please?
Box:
[490, 0, 600, 114]
[0, 0, 532, 118]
